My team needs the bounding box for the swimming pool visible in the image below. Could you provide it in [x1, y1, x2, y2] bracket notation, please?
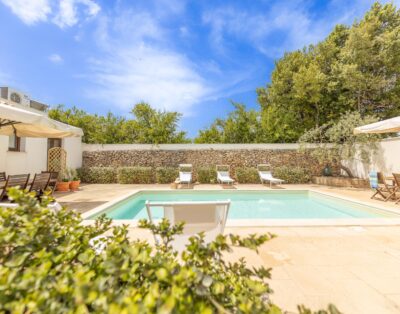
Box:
[86, 190, 400, 221]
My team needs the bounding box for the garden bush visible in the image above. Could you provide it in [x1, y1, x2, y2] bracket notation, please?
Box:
[197, 167, 217, 183]
[117, 166, 154, 184]
[156, 167, 179, 184]
[236, 167, 260, 183]
[273, 166, 311, 184]
[0, 188, 339, 313]
[80, 167, 118, 183]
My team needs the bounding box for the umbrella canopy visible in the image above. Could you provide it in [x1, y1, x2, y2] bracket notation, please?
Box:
[0, 101, 83, 138]
[354, 116, 400, 134]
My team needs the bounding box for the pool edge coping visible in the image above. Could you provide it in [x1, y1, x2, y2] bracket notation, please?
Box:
[80, 187, 400, 227]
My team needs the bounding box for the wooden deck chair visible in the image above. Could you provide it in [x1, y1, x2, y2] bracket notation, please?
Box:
[370, 172, 396, 201]
[216, 165, 234, 185]
[0, 174, 30, 201]
[29, 173, 51, 197]
[42, 171, 59, 194]
[392, 173, 400, 204]
[0, 172, 6, 182]
[146, 200, 230, 252]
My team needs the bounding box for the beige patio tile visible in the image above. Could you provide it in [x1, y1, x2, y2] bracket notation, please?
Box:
[328, 279, 400, 314]
[269, 279, 306, 313]
[283, 265, 337, 295]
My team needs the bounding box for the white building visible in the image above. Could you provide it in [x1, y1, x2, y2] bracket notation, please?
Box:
[0, 87, 82, 176]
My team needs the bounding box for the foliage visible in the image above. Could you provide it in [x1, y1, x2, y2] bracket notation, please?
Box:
[299, 111, 381, 177]
[236, 167, 260, 183]
[117, 167, 154, 184]
[197, 167, 217, 184]
[48, 103, 189, 144]
[156, 167, 179, 184]
[257, 3, 400, 142]
[273, 166, 311, 184]
[0, 188, 340, 313]
[80, 167, 118, 183]
[195, 102, 262, 143]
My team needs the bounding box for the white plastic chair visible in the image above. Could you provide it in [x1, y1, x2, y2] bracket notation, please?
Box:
[146, 200, 230, 252]
[216, 165, 235, 185]
[257, 164, 284, 187]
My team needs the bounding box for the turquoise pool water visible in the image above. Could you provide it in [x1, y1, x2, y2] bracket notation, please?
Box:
[88, 190, 399, 220]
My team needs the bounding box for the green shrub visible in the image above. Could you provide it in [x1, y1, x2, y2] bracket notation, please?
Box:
[80, 167, 118, 183]
[273, 166, 311, 184]
[197, 167, 217, 183]
[0, 188, 338, 313]
[117, 166, 154, 184]
[156, 167, 178, 184]
[236, 167, 260, 183]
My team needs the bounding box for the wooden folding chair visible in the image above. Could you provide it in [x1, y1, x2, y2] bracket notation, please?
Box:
[42, 171, 59, 194]
[29, 173, 51, 197]
[392, 173, 400, 204]
[370, 172, 397, 201]
[0, 172, 6, 182]
[0, 174, 30, 201]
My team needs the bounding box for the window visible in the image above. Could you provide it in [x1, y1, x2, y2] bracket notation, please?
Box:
[48, 138, 62, 150]
[8, 134, 21, 151]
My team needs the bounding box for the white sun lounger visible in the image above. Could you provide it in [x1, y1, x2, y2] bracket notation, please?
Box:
[146, 200, 230, 252]
[257, 164, 284, 187]
[216, 165, 235, 185]
[178, 164, 192, 186]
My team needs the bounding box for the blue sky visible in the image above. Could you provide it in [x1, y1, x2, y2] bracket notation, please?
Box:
[0, 0, 396, 137]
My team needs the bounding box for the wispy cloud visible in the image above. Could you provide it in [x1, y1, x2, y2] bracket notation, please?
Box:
[0, 0, 51, 25]
[49, 53, 63, 63]
[202, 0, 386, 58]
[0, 0, 100, 27]
[85, 9, 209, 115]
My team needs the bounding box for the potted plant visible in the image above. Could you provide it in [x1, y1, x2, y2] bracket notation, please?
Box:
[56, 172, 70, 192]
[69, 169, 81, 191]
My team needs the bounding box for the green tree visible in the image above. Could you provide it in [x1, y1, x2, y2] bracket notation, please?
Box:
[195, 102, 261, 143]
[48, 103, 189, 144]
[257, 2, 400, 142]
[299, 111, 381, 177]
[127, 102, 189, 144]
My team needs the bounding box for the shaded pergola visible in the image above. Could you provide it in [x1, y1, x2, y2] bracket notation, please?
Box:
[354, 116, 400, 134]
[0, 101, 83, 138]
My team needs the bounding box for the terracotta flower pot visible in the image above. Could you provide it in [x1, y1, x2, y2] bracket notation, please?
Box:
[69, 180, 81, 191]
[56, 181, 70, 192]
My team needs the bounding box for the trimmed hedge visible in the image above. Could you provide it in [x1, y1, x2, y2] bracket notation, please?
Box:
[236, 167, 259, 183]
[273, 166, 311, 184]
[80, 167, 118, 183]
[117, 167, 154, 184]
[156, 167, 179, 184]
[197, 167, 217, 183]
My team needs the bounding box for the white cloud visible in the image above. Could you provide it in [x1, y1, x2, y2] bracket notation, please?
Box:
[53, 0, 100, 28]
[0, 0, 51, 25]
[0, 0, 100, 27]
[202, 0, 385, 58]
[49, 53, 63, 63]
[85, 10, 211, 115]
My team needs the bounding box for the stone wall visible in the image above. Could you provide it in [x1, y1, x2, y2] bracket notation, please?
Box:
[82, 144, 336, 178]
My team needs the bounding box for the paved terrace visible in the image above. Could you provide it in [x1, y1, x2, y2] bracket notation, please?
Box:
[55, 184, 400, 314]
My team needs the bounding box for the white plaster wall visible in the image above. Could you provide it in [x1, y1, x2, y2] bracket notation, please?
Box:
[345, 137, 400, 178]
[0, 136, 47, 175]
[64, 137, 82, 169]
[0, 135, 83, 176]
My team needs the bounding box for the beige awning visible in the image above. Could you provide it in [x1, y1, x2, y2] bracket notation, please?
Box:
[354, 116, 400, 134]
[0, 101, 83, 138]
